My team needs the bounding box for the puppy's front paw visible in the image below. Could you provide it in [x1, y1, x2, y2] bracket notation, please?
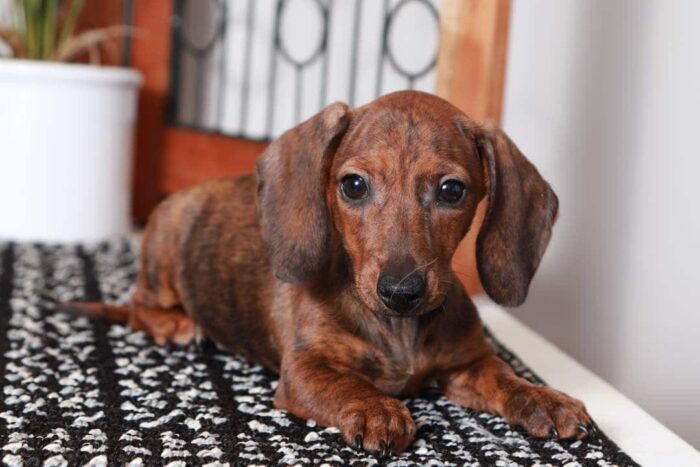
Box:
[506, 385, 592, 440]
[337, 396, 416, 456]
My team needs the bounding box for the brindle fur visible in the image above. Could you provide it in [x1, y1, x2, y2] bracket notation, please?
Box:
[70, 91, 590, 455]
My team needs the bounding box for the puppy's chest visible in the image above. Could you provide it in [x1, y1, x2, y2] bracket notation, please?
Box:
[367, 325, 434, 396]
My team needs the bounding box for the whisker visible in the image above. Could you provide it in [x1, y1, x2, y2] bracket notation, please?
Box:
[389, 257, 438, 303]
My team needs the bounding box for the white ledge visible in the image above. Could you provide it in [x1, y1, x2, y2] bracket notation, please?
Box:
[479, 300, 700, 467]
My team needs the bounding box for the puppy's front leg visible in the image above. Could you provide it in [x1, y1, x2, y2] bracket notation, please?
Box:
[440, 354, 592, 439]
[275, 351, 416, 455]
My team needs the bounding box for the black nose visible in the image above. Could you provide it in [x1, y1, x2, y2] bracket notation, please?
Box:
[377, 272, 426, 314]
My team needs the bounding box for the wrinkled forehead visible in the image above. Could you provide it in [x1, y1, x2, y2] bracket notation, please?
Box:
[332, 105, 481, 179]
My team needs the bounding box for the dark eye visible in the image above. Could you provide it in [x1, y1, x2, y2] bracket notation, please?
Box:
[437, 180, 467, 205]
[340, 174, 369, 201]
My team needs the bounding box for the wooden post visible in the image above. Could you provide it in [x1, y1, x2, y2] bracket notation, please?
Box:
[436, 0, 511, 122]
[130, 1, 174, 223]
[436, 0, 511, 295]
[78, 0, 165, 222]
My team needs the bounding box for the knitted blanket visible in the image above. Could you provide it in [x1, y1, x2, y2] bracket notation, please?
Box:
[0, 240, 638, 466]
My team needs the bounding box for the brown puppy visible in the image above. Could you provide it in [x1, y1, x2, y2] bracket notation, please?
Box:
[73, 91, 590, 455]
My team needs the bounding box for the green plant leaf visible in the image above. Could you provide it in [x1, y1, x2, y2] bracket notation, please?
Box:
[58, 0, 85, 52]
[7, 0, 134, 63]
[12, 0, 25, 35]
[42, 0, 59, 59]
[53, 25, 138, 63]
[22, 0, 39, 58]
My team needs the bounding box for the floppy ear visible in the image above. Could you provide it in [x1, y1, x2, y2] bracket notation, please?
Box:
[475, 125, 559, 307]
[256, 102, 351, 284]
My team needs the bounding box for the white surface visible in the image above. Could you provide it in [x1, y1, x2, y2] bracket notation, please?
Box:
[0, 60, 142, 242]
[479, 301, 700, 467]
[503, 0, 700, 449]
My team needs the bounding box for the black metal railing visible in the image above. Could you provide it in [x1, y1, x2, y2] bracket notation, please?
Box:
[167, 0, 441, 141]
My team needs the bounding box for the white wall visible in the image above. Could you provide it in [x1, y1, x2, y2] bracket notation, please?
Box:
[503, 0, 700, 449]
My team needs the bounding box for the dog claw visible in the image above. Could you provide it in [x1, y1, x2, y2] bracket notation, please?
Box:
[576, 423, 588, 435]
[187, 340, 201, 353]
[379, 441, 391, 458]
[549, 427, 559, 438]
[354, 434, 363, 450]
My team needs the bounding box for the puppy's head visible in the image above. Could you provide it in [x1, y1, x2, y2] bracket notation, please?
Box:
[257, 91, 558, 316]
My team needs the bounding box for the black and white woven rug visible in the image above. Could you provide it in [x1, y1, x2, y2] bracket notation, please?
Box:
[0, 239, 638, 466]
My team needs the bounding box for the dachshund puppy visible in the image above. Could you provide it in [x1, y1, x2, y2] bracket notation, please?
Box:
[73, 91, 590, 455]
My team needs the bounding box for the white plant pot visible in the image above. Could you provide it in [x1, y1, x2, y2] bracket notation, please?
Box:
[0, 60, 142, 242]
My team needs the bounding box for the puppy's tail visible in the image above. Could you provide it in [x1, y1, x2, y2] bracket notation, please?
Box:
[61, 301, 131, 323]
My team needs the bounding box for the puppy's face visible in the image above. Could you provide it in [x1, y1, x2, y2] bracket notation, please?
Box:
[326, 94, 485, 317]
[258, 91, 557, 313]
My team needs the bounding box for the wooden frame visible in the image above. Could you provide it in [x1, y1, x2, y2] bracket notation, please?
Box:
[129, 1, 172, 221]
[436, 0, 511, 124]
[437, 0, 511, 294]
[129, 0, 268, 221]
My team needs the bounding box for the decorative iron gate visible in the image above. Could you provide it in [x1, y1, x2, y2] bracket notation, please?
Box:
[167, 0, 441, 141]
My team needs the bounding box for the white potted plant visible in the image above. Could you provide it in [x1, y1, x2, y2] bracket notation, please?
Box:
[0, 0, 142, 242]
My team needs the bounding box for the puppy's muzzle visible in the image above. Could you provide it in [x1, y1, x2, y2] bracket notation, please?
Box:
[377, 272, 426, 314]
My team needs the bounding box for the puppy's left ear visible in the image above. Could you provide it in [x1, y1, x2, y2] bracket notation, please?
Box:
[475, 125, 559, 307]
[256, 102, 351, 284]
